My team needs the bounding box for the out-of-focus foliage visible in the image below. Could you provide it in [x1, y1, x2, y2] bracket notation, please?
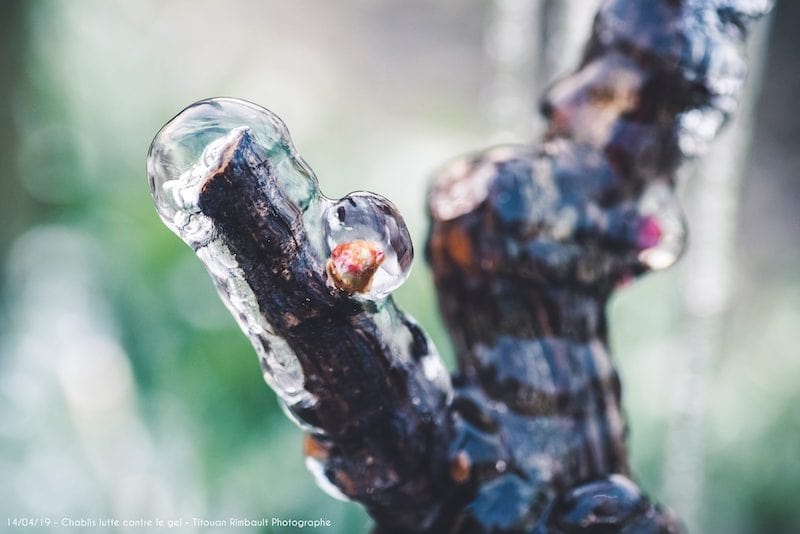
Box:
[0, 1, 797, 533]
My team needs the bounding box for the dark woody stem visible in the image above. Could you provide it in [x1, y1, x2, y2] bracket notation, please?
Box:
[196, 129, 452, 530]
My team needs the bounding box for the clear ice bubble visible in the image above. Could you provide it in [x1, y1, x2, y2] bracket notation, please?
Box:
[147, 97, 317, 237]
[322, 192, 414, 300]
[636, 181, 686, 271]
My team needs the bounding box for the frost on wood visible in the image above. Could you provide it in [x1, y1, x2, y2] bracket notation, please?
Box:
[147, 1, 772, 532]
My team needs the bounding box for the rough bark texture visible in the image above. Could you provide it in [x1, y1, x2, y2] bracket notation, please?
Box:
[149, 0, 772, 532]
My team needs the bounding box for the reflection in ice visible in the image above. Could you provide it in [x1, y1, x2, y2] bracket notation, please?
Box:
[323, 192, 413, 300]
[147, 98, 419, 413]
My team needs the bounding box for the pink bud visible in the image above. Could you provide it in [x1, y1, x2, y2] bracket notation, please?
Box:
[637, 216, 662, 250]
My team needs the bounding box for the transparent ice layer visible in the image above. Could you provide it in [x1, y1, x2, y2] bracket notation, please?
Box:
[146, 97, 416, 412]
[323, 192, 413, 300]
[305, 456, 349, 502]
[637, 181, 687, 271]
[147, 97, 316, 227]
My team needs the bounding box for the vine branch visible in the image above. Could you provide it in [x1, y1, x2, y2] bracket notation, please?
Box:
[148, 1, 773, 532]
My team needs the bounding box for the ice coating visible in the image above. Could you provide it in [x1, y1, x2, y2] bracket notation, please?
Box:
[148, 98, 317, 225]
[636, 181, 687, 271]
[305, 456, 349, 502]
[424, 1, 770, 530]
[142, 0, 771, 529]
[146, 97, 418, 416]
[323, 192, 413, 299]
[147, 98, 316, 408]
[147, 99, 455, 527]
[196, 240, 312, 407]
[149, 98, 413, 303]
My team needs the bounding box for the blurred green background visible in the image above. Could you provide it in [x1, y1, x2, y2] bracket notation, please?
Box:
[0, 1, 797, 533]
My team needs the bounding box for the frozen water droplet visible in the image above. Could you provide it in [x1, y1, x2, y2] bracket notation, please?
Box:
[323, 192, 413, 300]
[636, 182, 686, 271]
[305, 456, 349, 502]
